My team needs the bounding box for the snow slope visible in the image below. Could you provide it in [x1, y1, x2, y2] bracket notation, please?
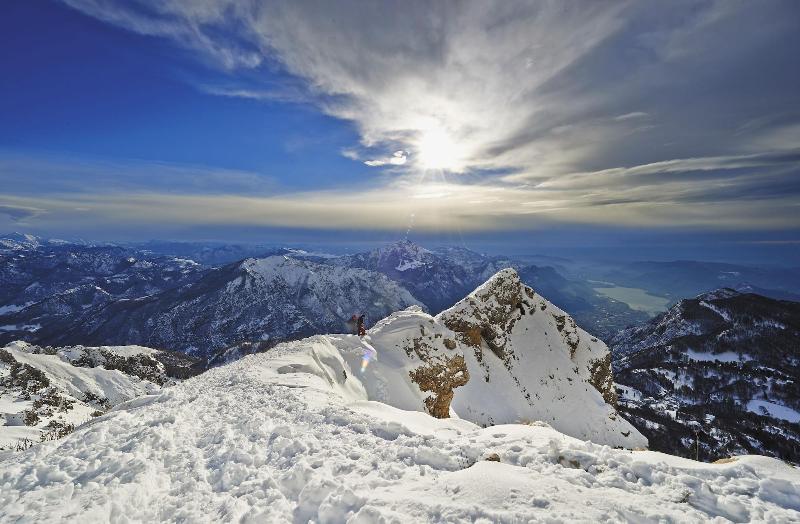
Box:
[1, 344, 797, 522]
[0, 342, 171, 449]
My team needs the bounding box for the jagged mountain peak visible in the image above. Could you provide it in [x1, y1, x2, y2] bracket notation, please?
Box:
[380, 237, 430, 252]
[371, 239, 434, 270]
[454, 267, 521, 303]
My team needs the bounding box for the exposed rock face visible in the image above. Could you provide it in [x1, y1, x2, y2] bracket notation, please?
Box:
[587, 354, 617, 406]
[408, 355, 469, 418]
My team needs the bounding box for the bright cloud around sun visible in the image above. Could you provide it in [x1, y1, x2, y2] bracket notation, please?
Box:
[23, 1, 800, 234]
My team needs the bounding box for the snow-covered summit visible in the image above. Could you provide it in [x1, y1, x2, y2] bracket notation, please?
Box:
[375, 238, 433, 268]
[1, 333, 797, 521]
[431, 268, 639, 445]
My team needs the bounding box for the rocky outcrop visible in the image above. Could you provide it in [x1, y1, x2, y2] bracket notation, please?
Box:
[408, 355, 469, 418]
[0, 342, 169, 450]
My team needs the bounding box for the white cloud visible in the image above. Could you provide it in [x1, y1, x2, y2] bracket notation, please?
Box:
[61, 0, 631, 175]
[364, 151, 407, 167]
[614, 112, 649, 121]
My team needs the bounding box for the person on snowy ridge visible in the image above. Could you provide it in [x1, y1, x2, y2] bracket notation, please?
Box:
[357, 314, 366, 337]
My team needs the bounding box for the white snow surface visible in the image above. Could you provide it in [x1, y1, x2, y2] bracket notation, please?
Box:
[1, 345, 798, 523]
[686, 349, 753, 363]
[747, 400, 800, 424]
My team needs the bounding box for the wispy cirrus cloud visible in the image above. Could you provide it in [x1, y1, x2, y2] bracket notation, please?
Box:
[614, 112, 649, 122]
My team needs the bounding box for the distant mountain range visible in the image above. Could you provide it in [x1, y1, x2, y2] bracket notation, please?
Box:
[611, 288, 800, 464]
[32, 255, 420, 360]
[0, 234, 648, 359]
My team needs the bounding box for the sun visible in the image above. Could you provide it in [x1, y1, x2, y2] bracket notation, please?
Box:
[415, 125, 465, 172]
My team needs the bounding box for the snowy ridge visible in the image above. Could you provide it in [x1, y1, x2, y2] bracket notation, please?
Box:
[0, 342, 168, 449]
[226, 268, 642, 447]
[1, 343, 797, 522]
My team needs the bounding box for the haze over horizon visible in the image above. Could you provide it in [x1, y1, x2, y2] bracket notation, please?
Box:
[2, 1, 799, 264]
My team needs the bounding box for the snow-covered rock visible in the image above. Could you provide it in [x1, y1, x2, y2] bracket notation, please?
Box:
[1, 339, 797, 522]
[0, 341, 185, 450]
[338, 268, 643, 447]
[207, 269, 643, 448]
[436, 269, 635, 444]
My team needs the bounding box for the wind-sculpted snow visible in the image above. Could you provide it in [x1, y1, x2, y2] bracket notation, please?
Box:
[1, 344, 798, 522]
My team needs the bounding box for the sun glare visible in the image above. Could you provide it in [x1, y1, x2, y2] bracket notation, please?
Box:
[416, 126, 465, 172]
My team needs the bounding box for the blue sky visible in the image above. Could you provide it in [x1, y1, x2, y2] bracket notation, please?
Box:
[1, 1, 799, 263]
